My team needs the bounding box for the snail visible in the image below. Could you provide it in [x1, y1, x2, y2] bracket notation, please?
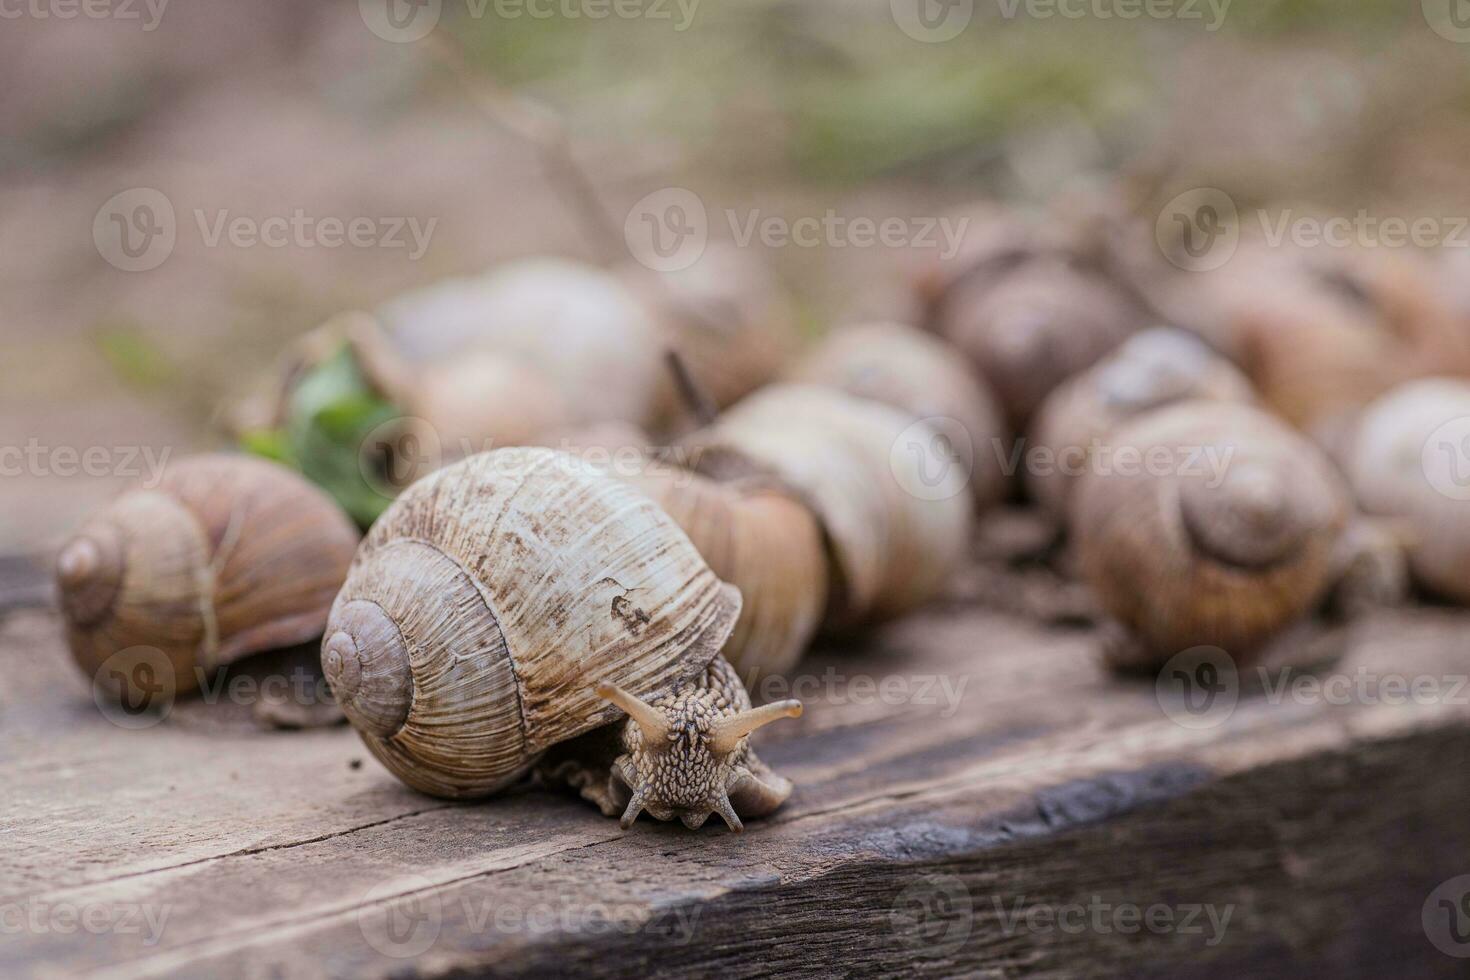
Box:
[1028, 327, 1254, 522]
[321, 447, 801, 831]
[622, 244, 801, 427]
[1343, 378, 1470, 604]
[929, 254, 1143, 430]
[57, 454, 360, 701]
[788, 321, 1011, 510]
[683, 384, 973, 628]
[376, 257, 665, 427]
[1072, 402, 1350, 669]
[546, 422, 829, 684]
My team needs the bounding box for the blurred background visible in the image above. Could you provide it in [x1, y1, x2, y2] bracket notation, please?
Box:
[4, 0, 1469, 551]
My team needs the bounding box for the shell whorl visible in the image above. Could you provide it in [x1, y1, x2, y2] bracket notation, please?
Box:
[56, 521, 126, 627]
[1179, 462, 1310, 569]
[323, 602, 412, 737]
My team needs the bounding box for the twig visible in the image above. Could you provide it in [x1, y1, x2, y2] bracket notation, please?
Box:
[663, 348, 719, 429]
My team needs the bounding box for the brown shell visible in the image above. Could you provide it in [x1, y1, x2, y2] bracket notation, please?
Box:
[57, 454, 360, 696]
[322, 447, 741, 799]
[1073, 402, 1348, 667]
[1028, 328, 1255, 521]
[789, 321, 1011, 510]
[933, 257, 1142, 429]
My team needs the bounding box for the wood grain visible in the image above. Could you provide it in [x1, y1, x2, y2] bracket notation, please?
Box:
[3, 559, 1469, 978]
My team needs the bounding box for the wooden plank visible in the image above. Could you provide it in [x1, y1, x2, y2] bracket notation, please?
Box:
[3, 562, 1470, 978]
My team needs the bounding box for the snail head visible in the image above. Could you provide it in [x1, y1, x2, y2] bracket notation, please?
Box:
[595, 682, 800, 832]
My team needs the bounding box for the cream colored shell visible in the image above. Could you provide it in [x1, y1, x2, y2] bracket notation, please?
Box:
[687, 384, 972, 627]
[1346, 379, 1470, 603]
[323, 447, 740, 799]
[789, 321, 1010, 510]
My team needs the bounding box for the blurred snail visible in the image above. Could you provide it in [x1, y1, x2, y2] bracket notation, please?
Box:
[551, 421, 828, 683]
[622, 244, 802, 426]
[321, 447, 800, 831]
[1029, 327, 1254, 522]
[789, 321, 1010, 510]
[1073, 402, 1350, 669]
[684, 384, 972, 628]
[1343, 379, 1470, 604]
[57, 454, 360, 701]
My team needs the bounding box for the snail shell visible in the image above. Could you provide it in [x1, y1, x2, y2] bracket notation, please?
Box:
[57, 454, 360, 696]
[685, 384, 972, 627]
[932, 256, 1141, 429]
[1344, 378, 1470, 604]
[1029, 327, 1254, 521]
[321, 447, 741, 799]
[376, 258, 663, 427]
[789, 321, 1010, 510]
[1074, 402, 1349, 667]
[551, 425, 829, 682]
[623, 244, 800, 422]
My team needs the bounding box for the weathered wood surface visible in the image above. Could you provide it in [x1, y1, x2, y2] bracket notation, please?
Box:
[3, 559, 1470, 979]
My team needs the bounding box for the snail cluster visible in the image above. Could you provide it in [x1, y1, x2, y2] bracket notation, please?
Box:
[51, 188, 1470, 832]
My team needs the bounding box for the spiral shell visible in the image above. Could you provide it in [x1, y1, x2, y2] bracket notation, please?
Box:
[1028, 328, 1254, 521]
[790, 321, 1010, 510]
[1073, 402, 1348, 667]
[57, 454, 360, 695]
[321, 447, 741, 799]
[685, 384, 972, 627]
[1345, 378, 1470, 604]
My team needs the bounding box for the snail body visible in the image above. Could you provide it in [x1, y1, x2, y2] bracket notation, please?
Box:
[1344, 379, 1470, 604]
[322, 448, 799, 830]
[1029, 327, 1254, 521]
[57, 454, 360, 699]
[1073, 402, 1349, 668]
[790, 321, 1010, 510]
